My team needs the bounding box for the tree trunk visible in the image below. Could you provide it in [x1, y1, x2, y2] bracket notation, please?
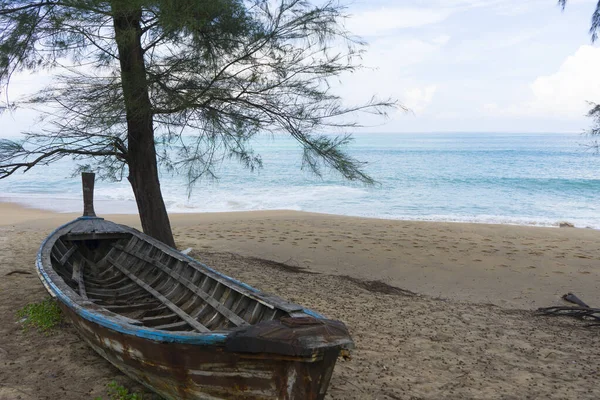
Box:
[111, 2, 176, 248]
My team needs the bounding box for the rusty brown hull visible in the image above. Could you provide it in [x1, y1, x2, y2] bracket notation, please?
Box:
[37, 188, 352, 400]
[62, 304, 339, 399]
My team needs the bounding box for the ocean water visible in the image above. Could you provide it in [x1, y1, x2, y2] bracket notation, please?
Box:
[1, 132, 599, 228]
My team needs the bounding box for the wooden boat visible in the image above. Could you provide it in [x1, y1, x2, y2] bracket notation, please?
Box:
[36, 173, 353, 400]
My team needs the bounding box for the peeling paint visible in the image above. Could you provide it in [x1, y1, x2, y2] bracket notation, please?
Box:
[287, 367, 298, 399]
[37, 217, 353, 399]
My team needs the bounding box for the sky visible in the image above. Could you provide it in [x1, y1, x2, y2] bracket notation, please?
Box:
[338, 0, 600, 132]
[1, 0, 599, 135]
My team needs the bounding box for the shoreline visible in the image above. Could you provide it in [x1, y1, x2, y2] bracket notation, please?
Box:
[0, 199, 592, 231]
[2, 200, 600, 310]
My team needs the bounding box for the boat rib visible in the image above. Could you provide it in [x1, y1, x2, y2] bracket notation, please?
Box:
[105, 253, 210, 333]
[73, 259, 88, 299]
[113, 242, 249, 328]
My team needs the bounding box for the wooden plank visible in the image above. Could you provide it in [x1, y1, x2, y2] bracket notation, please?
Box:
[111, 240, 171, 294]
[189, 256, 303, 313]
[86, 287, 147, 299]
[104, 302, 161, 313]
[152, 320, 189, 331]
[53, 239, 70, 255]
[98, 236, 138, 278]
[267, 308, 279, 320]
[73, 259, 88, 300]
[62, 233, 130, 241]
[119, 227, 303, 312]
[230, 293, 245, 314]
[249, 302, 264, 324]
[98, 247, 120, 279]
[139, 305, 169, 318]
[105, 255, 210, 333]
[71, 259, 80, 281]
[59, 246, 76, 265]
[85, 276, 137, 290]
[113, 244, 248, 327]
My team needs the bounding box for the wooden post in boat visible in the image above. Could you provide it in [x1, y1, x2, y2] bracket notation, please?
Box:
[82, 172, 97, 217]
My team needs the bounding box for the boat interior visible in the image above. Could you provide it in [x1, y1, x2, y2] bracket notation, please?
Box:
[49, 233, 291, 333]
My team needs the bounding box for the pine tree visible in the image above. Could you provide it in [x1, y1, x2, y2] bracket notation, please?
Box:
[0, 0, 395, 247]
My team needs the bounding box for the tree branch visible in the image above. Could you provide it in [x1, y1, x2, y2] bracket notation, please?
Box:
[0, 146, 123, 179]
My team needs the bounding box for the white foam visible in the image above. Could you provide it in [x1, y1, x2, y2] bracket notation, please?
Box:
[1, 133, 600, 229]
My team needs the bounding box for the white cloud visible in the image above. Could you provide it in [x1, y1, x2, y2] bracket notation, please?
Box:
[403, 85, 438, 114]
[346, 7, 452, 36]
[0, 70, 56, 137]
[332, 35, 448, 109]
[484, 45, 600, 118]
[424, 0, 547, 13]
[1, 69, 53, 102]
[365, 36, 445, 67]
[431, 35, 451, 46]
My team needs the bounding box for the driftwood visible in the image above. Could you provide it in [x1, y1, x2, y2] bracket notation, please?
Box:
[562, 292, 589, 308]
[538, 293, 600, 325]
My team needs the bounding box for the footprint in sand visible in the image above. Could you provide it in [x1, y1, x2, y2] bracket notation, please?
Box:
[575, 254, 591, 259]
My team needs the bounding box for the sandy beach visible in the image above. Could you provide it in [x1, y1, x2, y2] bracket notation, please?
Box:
[1, 203, 600, 399]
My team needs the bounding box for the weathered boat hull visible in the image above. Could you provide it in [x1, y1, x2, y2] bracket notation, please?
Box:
[62, 304, 339, 399]
[36, 173, 353, 399]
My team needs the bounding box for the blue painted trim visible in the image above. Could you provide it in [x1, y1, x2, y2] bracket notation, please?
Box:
[301, 308, 326, 319]
[178, 251, 259, 293]
[36, 217, 326, 346]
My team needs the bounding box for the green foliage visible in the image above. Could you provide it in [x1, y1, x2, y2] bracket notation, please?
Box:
[93, 381, 144, 400]
[0, 0, 396, 187]
[152, 0, 257, 54]
[558, 0, 600, 42]
[16, 297, 62, 334]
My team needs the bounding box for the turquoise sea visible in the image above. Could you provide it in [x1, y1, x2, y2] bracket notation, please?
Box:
[1, 132, 599, 228]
